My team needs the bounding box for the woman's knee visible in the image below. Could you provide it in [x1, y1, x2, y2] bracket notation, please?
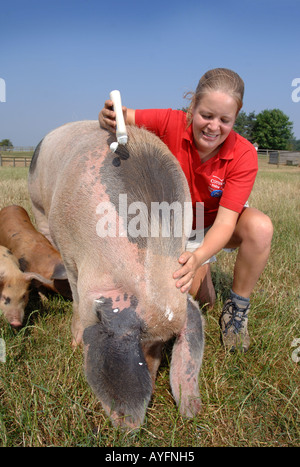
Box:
[237, 208, 273, 248]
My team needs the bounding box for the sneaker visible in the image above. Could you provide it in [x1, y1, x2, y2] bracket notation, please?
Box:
[219, 299, 250, 353]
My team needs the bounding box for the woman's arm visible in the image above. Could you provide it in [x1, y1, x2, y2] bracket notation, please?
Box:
[98, 99, 135, 132]
[173, 206, 239, 293]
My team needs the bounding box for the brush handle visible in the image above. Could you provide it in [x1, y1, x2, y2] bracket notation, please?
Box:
[109, 90, 128, 144]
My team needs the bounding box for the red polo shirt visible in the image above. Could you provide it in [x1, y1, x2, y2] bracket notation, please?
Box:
[135, 108, 258, 228]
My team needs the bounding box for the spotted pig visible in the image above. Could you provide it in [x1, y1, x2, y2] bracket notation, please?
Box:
[0, 245, 52, 327]
[28, 121, 204, 429]
[0, 205, 71, 299]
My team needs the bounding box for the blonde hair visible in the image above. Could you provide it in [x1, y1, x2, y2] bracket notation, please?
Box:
[185, 68, 244, 125]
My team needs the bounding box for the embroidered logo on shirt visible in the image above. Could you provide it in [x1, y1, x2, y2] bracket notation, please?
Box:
[208, 175, 225, 198]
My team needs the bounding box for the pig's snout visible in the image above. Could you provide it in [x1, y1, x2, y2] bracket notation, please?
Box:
[1, 306, 25, 328]
[9, 318, 23, 328]
[5, 311, 24, 328]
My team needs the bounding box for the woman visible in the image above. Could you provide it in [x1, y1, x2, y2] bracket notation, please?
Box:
[99, 68, 273, 353]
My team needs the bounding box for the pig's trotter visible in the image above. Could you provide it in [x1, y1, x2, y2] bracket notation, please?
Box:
[170, 297, 204, 417]
[83, 296, 152, 428]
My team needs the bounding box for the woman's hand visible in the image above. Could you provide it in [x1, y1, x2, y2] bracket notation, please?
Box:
[98, 99, 128, 132]
[99, 100, 135, 132]
[173, 251, 202, 293]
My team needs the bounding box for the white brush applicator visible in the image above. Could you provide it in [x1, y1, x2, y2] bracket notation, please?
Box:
[109, 90, 128, 152]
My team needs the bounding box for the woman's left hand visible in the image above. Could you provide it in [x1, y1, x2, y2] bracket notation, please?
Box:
[173, 251, 201, 293]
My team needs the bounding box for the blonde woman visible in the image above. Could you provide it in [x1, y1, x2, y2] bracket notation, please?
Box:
[99, 68, 273, 353]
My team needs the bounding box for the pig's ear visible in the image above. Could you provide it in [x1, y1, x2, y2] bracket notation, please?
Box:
[51, 262, 68, 280]
[23, 272, 53, 287]
[50, 263, 72, 299]
[53, 278, 72, 299]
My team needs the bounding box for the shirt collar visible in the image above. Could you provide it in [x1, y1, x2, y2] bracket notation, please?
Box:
[217, 131, 236, 160]
[183, 123, 193, 143]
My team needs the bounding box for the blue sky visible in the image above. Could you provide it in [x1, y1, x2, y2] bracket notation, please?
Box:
[1, 0, 299, 146]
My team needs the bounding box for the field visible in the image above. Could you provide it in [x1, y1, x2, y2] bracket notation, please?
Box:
[0, 158, 299, 447]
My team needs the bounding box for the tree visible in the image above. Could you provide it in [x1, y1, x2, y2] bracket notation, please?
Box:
[0, 139, 13, 149]
[234, 111, 256, 141]
[289, 139, 300, 151]
[251, 109, 294, 150]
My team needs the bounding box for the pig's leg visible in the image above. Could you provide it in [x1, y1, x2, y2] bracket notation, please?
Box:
[142, 341, 164, 391]
[71, 301, 84, 346]
[60, 267, 82, 347]
[30, 204, 54, 244]
[170, 296, 204, 417]
[83, 295, 152, 429]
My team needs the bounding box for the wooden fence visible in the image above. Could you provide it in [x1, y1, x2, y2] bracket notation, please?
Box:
[1, 149, 299, 167]
[0, 156, 32, 167]
[0, 146, 34, 152]
[268, 151, 300, 166]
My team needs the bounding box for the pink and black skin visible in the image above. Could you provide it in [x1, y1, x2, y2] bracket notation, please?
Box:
[28, 121, 204, 429]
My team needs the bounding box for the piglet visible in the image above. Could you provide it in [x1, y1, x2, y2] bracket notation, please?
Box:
[0, 246, 53, 327]
[0, 205, 71, 298]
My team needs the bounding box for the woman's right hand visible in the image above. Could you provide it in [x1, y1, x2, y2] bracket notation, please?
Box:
[99, 100, 135, 132]
[98, 99, 128, 132]
[98, 99, 117, 132]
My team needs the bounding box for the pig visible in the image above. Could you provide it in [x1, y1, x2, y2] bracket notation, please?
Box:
[0, 245, 53, 327]
[0, 205, 71, 299]
[28, 121, 204, 429]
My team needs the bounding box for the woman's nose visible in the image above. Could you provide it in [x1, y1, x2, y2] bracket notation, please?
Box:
[207, 118, 219, 131]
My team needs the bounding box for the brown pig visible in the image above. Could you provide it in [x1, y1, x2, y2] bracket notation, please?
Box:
[28, 121, 204, 429]
[0, 245, 53, 327]
[0, 205, 71, 298]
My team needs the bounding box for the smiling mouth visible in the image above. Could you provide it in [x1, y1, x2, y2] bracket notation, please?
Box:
[202, 131, 219, 139]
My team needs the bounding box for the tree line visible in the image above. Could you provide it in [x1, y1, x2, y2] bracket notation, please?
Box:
[233, 109, 299, 151]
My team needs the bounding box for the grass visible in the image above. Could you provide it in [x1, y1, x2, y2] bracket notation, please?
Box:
[0, 158, 299, 447]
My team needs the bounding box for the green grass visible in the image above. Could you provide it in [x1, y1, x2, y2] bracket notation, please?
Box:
[0, 160, 299, 447]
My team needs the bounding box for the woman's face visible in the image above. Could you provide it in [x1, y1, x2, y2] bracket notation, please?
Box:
[192, 91, 238, 156]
